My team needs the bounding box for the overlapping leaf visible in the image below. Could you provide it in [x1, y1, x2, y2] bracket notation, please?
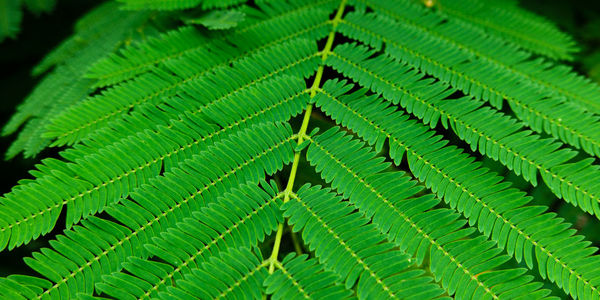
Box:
[2, 0, 598, 299]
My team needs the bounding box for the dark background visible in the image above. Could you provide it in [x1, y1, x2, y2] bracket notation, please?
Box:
[0, 0, 96, 276]
[0, 0, 599, 283]
[1, 0, 96, 193]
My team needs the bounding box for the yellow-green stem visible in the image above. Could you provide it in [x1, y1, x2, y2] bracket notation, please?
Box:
[267, 0, 347, 273]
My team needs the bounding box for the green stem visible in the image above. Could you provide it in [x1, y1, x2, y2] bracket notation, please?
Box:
[290, 229, 303, 255]
[267, 0, 347, 273]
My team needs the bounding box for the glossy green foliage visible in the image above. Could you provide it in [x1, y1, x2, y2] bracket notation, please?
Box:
[325, 44, 600, 218]
[284, 184, 448, 299]
[265, 253, 356, 300]
[305, 128, 551, 299]
[2, 2, 150, 158]
[313, 81, 600, 299]
[433, 0, 577, 60]
[154, 247, 268, 300]
[2, 0, 600, 299]
[338, 9, 600, 155]
[97, 182, 283, 299]
[117, 0, 245, 11]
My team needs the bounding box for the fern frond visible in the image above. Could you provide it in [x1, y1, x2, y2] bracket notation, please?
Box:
[85, 26, 206, 87]
[0, 0, 22, 42]
[2, 7, 150, 158]
[2, 1, 599, 299]
[358, 0, 600, 116]
[79, 73, 309, 160]
[117, 0, 203, 10]
[305, 127, 552, 299]
[47, 37, 319, 146]
[265, 253, 355, 300]
[32, 2, 124, 75]
[324, 45, 600, 219]
[3, 6, 148, 136]
[312, 80, 600, 299]
[4, 79, 92, 158]
[11, 122, 294, 298]
[0, 120, 294, 251]
[284, 184, 447, 300]
[48, 7, 328, 145]
[94, 258, 174, 300]
[0, 275, 51, 299]
[87, 0, 335, 87]
[337, 12, 600, 157]
[186, 9, 246, 30]
[155, 247, 268, 299]
[118, 0, 245, 11]
[97, 181, 282, 299]
[432, 0, 578, 60]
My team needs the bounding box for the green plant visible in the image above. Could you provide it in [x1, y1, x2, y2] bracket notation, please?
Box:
[0, 0, 56, 42]
[2, 0, 600, 299]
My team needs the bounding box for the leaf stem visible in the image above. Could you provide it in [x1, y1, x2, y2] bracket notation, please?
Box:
[290, 229, 303, 255]
[267, 0, 347, 273]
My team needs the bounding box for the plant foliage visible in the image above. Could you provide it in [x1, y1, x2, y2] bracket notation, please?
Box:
[0, 0, 56, 42]
[1, 0, 600, 299]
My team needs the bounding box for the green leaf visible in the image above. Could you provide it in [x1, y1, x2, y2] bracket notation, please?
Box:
[186, 10, 246, 30]
[1, 1, 598, 299]
[0, 0, 22, 42]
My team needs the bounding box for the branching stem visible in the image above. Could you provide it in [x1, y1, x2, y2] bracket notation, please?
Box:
[267, 0, 347, 274]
